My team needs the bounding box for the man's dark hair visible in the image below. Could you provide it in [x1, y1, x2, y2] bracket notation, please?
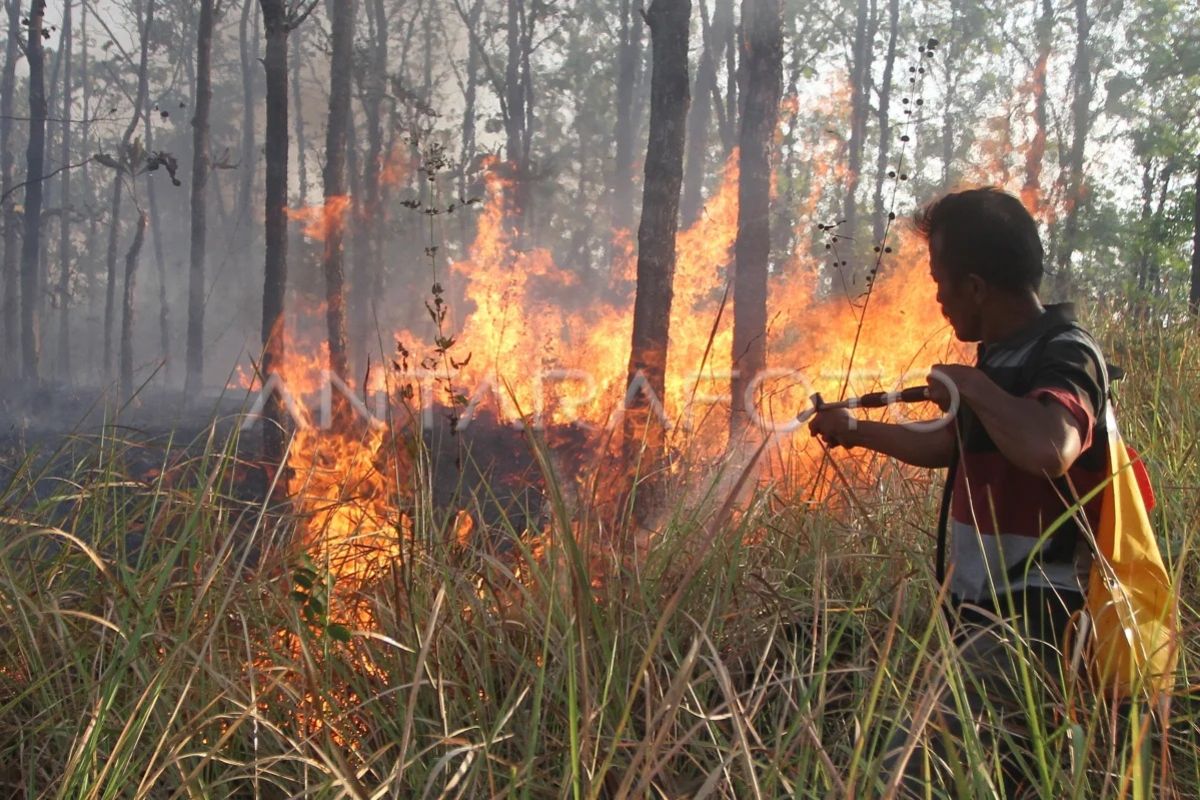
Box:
[914, 187, 1044, 293]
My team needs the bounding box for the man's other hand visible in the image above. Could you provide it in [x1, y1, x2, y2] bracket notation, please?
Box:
[808, 408, 858, 449]
[927, 364, 976, 411]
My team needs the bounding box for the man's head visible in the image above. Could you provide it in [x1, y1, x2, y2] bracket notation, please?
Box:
[915, 188, 1044, 342]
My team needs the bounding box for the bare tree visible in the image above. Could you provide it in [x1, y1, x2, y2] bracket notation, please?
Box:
[103, 0, 155, 382]
[236, 0, 260, 252]
[871, 0, 899, 246]
[322, 0, 355, 385]
[350, 0, 388, 372]
[1, 0, 21, 369]
[56, 0, 73, 378]
[20, 0, 48, 382]
[730, 0, 782, 434]
[1022, 0, 1054, 210]
[843, 0, 874, 247]
[119, 211, 147, 399]
[611, 0, 643, 235]
[503, 0, 534, 231]
[185, 0, 220, 398]
[1054, 0, 1094, 293]
[259, 0, 318, 463]
[681, 0, 732, 226]
[625, 0, 690, 504]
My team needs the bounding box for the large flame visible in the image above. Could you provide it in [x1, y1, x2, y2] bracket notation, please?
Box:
[250, 153, 965, 610]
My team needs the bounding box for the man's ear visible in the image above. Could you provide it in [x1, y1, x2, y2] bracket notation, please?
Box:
[966, 273, 988, 304]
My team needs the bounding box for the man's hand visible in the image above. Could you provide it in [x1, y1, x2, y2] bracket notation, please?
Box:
[927, 364, 977, 411]
[808, 407, 858, 449]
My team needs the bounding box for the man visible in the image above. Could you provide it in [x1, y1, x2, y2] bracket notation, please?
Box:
[810, 187, 1110, 792]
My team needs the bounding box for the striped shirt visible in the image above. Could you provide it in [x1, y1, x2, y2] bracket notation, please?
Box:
[948, 304, 1109, 604]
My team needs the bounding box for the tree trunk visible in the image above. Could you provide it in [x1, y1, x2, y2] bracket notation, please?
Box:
[350, 0, 386, 372]
[940, 0, 962, 190]
[730, 0, 782, 434]
[1055, 0, 1093, 294]
[871, 0, 898, 246]
[56, 0, 72, 379]
[144, 100, 171, 384]
[238, 0, 259, 249]
[1, 0, 22, 368]
[625, 0, 690, 473]
[1135, 158, 1154, 297]
[119, 212, 148, 399]
[260, 0, 291, 464]
[20, 0, 47, 382]
[681, 0, 732, 226]
[843, 0, 872, 246]
[722, 14, 736, 154]
[1190, 154, 1199, 318]
[504, 0, 531, 231]
[291, 23, 308, 203]
[81, 1, 99, 378]
[1022, 0, 1053, 211]
[322, 0, 355, 385]
[185, 0, 215, 397]
[1146, 160, 1176, 300]
[103, 0, 155, 381]
[103, 175, 123, 378]
[612, 0, 643, 236]
[459, 0, 482, 205]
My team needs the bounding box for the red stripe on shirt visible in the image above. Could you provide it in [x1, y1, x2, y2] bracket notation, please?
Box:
[952, 450, 1105, 537]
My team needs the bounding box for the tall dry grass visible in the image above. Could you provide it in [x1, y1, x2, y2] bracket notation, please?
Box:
[0, 319, 1196, 798]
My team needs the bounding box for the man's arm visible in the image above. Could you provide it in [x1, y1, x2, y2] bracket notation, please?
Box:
[808, 409, 956, 468]
[930, 364, 1086, 478]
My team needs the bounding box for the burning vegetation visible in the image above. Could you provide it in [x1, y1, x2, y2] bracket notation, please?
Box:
[1, 0, 1197, 796]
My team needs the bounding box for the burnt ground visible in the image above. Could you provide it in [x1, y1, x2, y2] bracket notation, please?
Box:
[0, 384, 590, 544]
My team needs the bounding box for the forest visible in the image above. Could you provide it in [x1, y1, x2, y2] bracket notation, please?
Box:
[0, 0, 1198, 796]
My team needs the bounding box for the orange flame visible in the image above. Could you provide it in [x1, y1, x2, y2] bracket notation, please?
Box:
[250, 142, 966, 615]
[286, 195, 353, 242]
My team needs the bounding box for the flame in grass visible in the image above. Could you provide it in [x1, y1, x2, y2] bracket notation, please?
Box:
[251, 152, 966, 619]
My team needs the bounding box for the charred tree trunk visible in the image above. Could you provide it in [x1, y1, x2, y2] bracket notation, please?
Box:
[871, 0, 898, 246]
[504, 0, 531, 231]
[1022, 0, 1053, 211]
[119, 212, 147, 399]
[20, 0, 47, 382]
[260, 0, 291, 464]
[459, 0, 482, 205]
[144, 101, 170, 383]
[185, 0, 215, 397]
[103, 174, 123, 378]
[681, 0, 732, 226]
[612, 0, 643, 236]
[730, 0, 781, 434]
[56, 0, 72, 378]
[843, 0, 872, 246]
[350, 0, 386, 372]
[1055, 0, 1093, 294]
[723, 15, 737, 154]
[625, 0, 690, 484]
[81, 2, 99, 377]
[104, 0, 155, 383]
[322, 0, 354, 385]
[1, 0, 22, 367]
[237, 0, 259, 250]
[291, 24, 308, 203]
